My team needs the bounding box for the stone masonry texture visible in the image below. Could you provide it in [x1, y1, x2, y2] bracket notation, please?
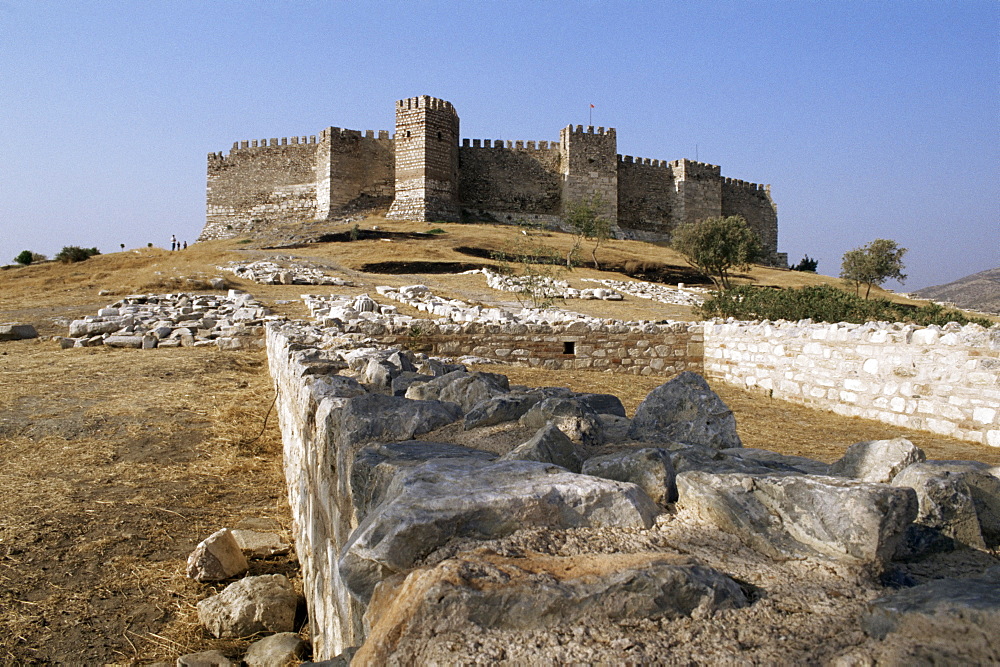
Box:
[201, 95, 783, 263]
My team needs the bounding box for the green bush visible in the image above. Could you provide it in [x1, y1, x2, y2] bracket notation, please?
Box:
[791, 255, 818, 272]
[700, 285, 992, 327]
[14, 250, 34, 265]
[55, 246, 101, 263]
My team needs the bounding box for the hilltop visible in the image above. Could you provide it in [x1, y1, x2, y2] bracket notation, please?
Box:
[912, 267, 1000, 315]
[1, 218, 995, 663]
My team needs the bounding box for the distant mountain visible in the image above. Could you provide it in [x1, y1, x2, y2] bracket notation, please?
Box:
[911, 267, 1000, 315]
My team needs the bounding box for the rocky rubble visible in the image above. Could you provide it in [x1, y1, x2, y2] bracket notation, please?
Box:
[267, 321, 1000, 663]
[219, 259, 354, 286]
[581, 277, 708, 306]
[58, 290, 275, 350]
[478, 268, 624, 300]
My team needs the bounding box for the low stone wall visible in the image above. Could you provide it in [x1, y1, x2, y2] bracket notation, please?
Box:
[339, 319, 704, 375]
[703, 320, 1000, 446]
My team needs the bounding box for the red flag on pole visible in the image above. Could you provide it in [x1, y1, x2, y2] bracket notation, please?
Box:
[590, 104, 595, 108]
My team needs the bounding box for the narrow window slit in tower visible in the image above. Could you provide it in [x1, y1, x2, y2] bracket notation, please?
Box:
[563, 341, 576, 355]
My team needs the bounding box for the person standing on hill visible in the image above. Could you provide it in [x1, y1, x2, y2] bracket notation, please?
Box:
[170, 235, 177, 251]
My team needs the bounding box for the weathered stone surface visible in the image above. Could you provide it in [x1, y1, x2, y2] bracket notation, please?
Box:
[339, 459, 659, 601]
[351, 441, 497, 520]
[243, 632, 308, 667]
[390, 371, 433, 397]
[627, 372, 741, 450]
[104, 335, 144, 348]
[335, 394, 463, 448]
[176, 649, 233, 666]
[676, 471, 918, 566]
[574, 393, 627, 417]
[186, 528, 249, 582]
[0, 323, 38, 340]
[361, 358, 396, 390]
[830, 437, 925, 483]
[721, 448, 831, 476]
[231, 529, 291, 558]
[862, 571, 1000, 664]
[197, 574, 300, 638]
[356, 552, 748, 664]
[671, 446, 783, 475]
[309, 375, 367, 400]
[463, 392, 546, 429]
[68, 319, 120, 337]
[500, 424, 584, 473]
[405, 370, 510, 412]
[583, 447, 677, 504]
[519, 396, 604, 446]
[892, 460, 1000, 550]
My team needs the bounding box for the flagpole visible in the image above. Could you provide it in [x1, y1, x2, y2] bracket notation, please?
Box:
[589, 105, 592, 126]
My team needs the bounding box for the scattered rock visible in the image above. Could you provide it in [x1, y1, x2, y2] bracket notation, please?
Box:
[501, 423, 584, 473]
[863, 571, 1000, 664]
[583, 447, 677, 504]
[627, 372, 741, 450]
[404, 370, 510, 412]
[464, 392, 545, 429]
[0, 323, 38, 340]
[197, 574, 300, 638]
[243, 632, 308, 667]
[335, 394, 463, 448]
[231, 529, 291, 558]
[186, 528, 249, 582]
[721, 448, 831, 476]
[676, 471, 918, 567]
[830, 437, 925, 483]
[519, 396, 604, 446]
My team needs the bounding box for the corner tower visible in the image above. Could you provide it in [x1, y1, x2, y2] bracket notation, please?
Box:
[387, 95, 460, 222]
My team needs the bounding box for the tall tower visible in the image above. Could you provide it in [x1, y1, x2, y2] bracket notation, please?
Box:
[559, 125, 619, 228]
[387, 95, 460, 222]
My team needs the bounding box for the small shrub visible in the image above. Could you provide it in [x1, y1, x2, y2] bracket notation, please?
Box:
[55, 246, 100, 264]
[14, 250, 34, 265]
[700, 285, 992, 327]
[791, 255, 818, 272]
[426, 228, 446, 235]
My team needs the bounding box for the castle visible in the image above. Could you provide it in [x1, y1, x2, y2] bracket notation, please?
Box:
[201, 95, 784, 264]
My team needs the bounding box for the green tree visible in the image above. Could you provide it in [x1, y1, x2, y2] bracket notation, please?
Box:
[491, 221, 566, 308]
[791, 254, 818, 272]
[840, 239, 907, 299]
[671, 215, 761, 289]
[14, 250, 34, 265]
[563, 196, 613, 269]
[55, 246, 101, 263]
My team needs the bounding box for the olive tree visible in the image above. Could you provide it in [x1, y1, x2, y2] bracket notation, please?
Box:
[563, 196, 613, 270]
[840, 239, 907, 299]
[671, 215, 761, 289]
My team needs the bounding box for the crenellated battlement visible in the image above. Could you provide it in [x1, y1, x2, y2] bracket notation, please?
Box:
[319, 127, 392, 142]
[396, 95, 456, 114]
[203, 93, 780, 261]
[461, 138, 559, 151]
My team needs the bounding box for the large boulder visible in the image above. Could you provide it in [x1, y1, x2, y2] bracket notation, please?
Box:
[862, 571, 1000, 664]
[573, 393, 627, 418]
[464, 392, 546, 430]
[405, 370, 510, 412]
[500, 424, 584, 473]
[721, 448, 831, 476]
[351, 441, 497, 520]
[892, 460, 1000, 549]
[335, 394, 463, 448]
[583, 447, 677, 504]
[243, 632, 308, 667]
[830, 437, 925, 483]
[670, 446, 786, 476]
[338, 459, 659, 601]
[356, 552, 748, 665]
[626, 372, 741, 449]
[676, 471, 918, 566]
[519, 397, 604, 446]
[197, 574, 300, 638]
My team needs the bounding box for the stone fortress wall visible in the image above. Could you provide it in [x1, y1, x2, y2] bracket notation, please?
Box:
[201, 95, 784, 264]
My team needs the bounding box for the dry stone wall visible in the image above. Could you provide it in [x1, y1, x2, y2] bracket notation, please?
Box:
[703, 320, 1000, 446]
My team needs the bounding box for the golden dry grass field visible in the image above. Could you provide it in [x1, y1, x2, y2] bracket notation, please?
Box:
[0, 218, 995, 662]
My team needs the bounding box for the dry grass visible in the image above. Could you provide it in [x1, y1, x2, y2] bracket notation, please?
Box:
[0, 215, 995, 662]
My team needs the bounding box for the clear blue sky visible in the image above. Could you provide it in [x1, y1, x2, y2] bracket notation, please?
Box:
[2, 0, 997, 291]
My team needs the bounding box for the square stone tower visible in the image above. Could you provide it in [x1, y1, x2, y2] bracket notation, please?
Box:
[387, 95, 460, 222]
[560, 125, 619, 228]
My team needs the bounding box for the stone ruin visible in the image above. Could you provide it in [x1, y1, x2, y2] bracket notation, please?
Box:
[265, 319, 1000, 663]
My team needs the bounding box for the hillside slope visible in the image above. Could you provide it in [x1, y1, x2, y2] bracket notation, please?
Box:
[912, 267, 1000, 314]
